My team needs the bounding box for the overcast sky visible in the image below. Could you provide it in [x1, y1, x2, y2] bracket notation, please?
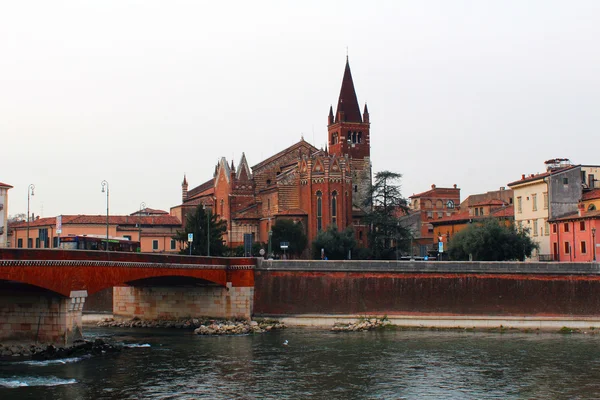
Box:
[2, 0, 599, 218]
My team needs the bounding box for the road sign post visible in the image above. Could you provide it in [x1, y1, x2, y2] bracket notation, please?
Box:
[187, 233, 193, 255]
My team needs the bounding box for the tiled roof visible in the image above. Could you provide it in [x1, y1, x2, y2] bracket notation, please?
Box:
[431, 206, 514, 225]
[409, 187, 459, 199]
[11, 215, 182, 228]
[507, 165, 579, 187]
[490, 206, 514, 218]
[130, 208, 168, 216]
[472, 199, 507, 207]
[583, 189, 600, 201]
[277, 208, 308, 216]
[187, 179, 214, 199]
[0, 182, 13, 188]
[252, 140, 318, 170]
[552, 210, 600, 221]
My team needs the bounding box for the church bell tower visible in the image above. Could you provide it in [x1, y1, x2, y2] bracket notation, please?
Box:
[328, 57, 372, 209]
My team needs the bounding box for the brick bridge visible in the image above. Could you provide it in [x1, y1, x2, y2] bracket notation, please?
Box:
[0, 249, 255, 345]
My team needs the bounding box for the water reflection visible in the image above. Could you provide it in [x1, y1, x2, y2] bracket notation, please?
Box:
[2, 328, 600, 399]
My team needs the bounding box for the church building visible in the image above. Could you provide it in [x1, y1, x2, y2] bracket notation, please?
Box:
[170, 58, 372, 250]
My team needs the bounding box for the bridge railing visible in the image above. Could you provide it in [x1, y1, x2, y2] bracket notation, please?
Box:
[0, 248, 256, 268]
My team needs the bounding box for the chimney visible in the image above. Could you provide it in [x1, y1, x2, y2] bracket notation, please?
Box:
[431, 184, 436, 189]
[500, 186, 505, 191]
[522, 174, 525, 180]
[453, 184, 457, 189]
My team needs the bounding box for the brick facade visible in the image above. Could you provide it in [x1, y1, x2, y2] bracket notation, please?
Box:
[172, 58, 372, 251]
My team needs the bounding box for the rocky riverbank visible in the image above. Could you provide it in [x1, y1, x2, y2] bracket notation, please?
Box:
[331, 317, 389, 332]
[97, 317, 286, 335]
[0, 338, 121, 360]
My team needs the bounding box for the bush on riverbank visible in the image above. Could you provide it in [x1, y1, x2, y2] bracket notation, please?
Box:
[331, 316, 391, 332]
[97, 317, 286, 335]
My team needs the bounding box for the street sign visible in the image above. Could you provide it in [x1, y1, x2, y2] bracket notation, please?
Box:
[280, 241, 289, 249]
[56, 215, 62, 234]
[187, 233, 193, 242]
[438, 241, 444, 253]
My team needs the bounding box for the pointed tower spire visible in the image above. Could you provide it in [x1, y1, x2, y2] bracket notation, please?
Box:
[363, 103, 370, 123]
[335, 58, 362, 123]
[182, 174, 189, 203]
[328, 105, 334, 125]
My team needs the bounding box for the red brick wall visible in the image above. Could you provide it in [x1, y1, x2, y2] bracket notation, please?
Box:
[254, 270, 600, 316]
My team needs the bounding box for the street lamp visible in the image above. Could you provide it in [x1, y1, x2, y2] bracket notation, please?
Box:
[138, 202, 146, 252]
[26, 184, 35, 248]
[592, 227, 597, 262]
[101, 180, 109, 251]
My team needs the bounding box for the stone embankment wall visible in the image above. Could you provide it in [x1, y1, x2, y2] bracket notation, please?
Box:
[114, 285, 253, 320]
[254, 260, 600, 317]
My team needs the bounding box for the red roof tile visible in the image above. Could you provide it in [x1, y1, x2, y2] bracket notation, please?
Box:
[187, 179, 214, 199]
[507, 165, 579, 187]
[552, 210, 600, 221]
[582, 189, 600, 201]
[472, 199, 507, 207]
[11, 214, 181, 228]
[277, 208, 308, 216]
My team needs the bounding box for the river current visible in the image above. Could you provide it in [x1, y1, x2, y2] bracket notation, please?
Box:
[2, 327, 600, 399]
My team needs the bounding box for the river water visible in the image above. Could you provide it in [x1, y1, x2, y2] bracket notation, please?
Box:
[2, 327, 600, 399]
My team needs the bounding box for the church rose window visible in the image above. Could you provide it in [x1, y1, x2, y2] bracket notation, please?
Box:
[317, 191, 323, 231]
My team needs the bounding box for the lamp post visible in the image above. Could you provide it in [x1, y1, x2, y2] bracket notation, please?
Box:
[207, 207, 210, 257]
[138, 202, 146, 252]
[26, 184, 35, 248]
[203, 204, 210, 256]
[101, 180, 109, 251]
[593, 227, 597, 262]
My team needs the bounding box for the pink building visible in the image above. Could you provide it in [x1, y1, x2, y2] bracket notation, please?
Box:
[550, 204, 599, 262]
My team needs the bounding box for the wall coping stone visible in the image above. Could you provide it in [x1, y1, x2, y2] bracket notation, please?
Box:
[257, 260, 600, 275]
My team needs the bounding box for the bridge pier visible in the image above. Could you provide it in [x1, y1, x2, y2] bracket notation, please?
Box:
[0, 286, 87, 346]
[113, 284, 253, 320]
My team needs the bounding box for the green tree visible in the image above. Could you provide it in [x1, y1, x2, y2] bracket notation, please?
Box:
[271, 219, 308, 258]
[174, 205, 228, 256]
[362, 171, 410, 259]
[228, 242, 265, 257]
[311, 225, 356, 260]
[447, 218, 538, 261]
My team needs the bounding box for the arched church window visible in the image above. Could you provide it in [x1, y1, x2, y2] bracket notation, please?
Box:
[589, 204, 597, 211]
[352, 132, 356, 143]
[331, 191, 338, 225]
[316, 191, 323, 232]
[347, 131, 351, 142]
[358, 132, 362, 143]
[220, 199, 224, 217]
